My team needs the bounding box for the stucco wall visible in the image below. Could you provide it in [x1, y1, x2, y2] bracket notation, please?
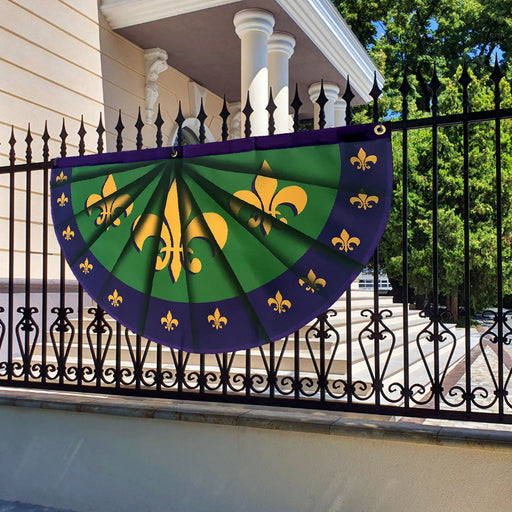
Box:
[0, 0, 224, 280]
[0, 401, 510, 512]
[0, 0, 223, 161]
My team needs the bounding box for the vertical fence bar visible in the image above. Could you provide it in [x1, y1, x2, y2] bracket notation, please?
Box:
[221, 353, 228, 396]
[135, 108, 144, 150]
[243, 90, 252, 398]
[115, 112, 124, 392]
[198, 99, 207, 145]
[41, 123, 50, 384]
[370, 74, 382, 405]
[155, 105, 164, 148]
[95, 116, 105, 391]
[58, 213, 66, 386]
[8, 128, 15, 383]
[459, 63, 473, 413]
[198, 116, 206, 395]
[220, 96, 230, 142]
[115, 110, 124, 153]
[23, 125, 33, 382]
[319, 313, 326, 402]
[399, 71, 412, 407]
[243, 91, 253, 139]
[175, 102, 184, 147]
[294, 330, 300, 400]
[267, 87, 276, 136]
[291, 84, 302, 133]
[269, 337, 275, 400]
[96, 114, 105, 154]
[491, 60, 505, 415]
[342, 79, 354, 403]
[342, 77, 355, 127]
[77, 117, 94, 389]
[291, 85, 302, 398]
[177, 348, 183, 394]
[135, 334, 142, 392]
[429, 66, 442, 411]
[316, 80, 327, 130]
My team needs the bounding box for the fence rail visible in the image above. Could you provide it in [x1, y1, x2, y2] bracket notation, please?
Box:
[1, 63, 512, 424]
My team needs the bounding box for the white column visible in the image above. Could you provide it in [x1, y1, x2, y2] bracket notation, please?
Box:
[308, 82, 340, 129]
[268, 32, 295, 134]
[234, 9, 275, 137]
[334, 97, 347, 127]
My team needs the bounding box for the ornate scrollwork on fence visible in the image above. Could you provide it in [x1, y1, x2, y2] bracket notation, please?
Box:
[410, 308, 458, 406]
[85, 306, 113, 384]
[353, 308, 397, 402]
[14, 306, 40, 378]
[49, 306, 75, 381]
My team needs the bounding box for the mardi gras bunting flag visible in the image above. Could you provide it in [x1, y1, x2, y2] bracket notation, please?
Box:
[51, 123, 392, 353]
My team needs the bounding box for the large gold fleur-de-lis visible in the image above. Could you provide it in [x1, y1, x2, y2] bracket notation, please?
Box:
[108, 289, 122, 307]
[86, 174, 133, 229]
[231, 161, 307, 236]
[350, 193, 379, 210]
[268, 291, 291, 314]
[161, 311, 179, 331]
[62, 225, 74, 240]
[132, 179, 228, 284]
[208, 308, 227, 330]
[350, 148, 377, 170]
[332, 229, 360, 252]
[56, 171, 67, 183]
[57, 192, 68, 207]
[79, 258, 93, 274]
[299, 269, 326, 293]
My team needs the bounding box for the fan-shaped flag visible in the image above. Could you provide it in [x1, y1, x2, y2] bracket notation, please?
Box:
[51, 123, 392, 353]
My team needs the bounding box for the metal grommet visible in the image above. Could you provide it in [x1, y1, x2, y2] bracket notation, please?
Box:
[374, 123, 386, 135]
[170, 148, 178, 158]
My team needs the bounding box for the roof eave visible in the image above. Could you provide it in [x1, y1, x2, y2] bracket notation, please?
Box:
[276, 0, 383, 102]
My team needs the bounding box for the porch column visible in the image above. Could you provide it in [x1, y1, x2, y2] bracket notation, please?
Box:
[308, 82, 340, 129]
[334, 97, 347, 127]
[268, 32, 295, 134]
[234, 8, 275, 137]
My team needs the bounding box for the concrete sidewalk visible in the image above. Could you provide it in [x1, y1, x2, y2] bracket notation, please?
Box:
[0, 501, 75, 512]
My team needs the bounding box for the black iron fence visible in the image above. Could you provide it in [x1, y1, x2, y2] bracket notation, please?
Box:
[1, 63, 512, 424]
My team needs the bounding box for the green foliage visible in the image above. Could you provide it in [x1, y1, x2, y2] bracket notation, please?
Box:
[333, 1, 512, 312]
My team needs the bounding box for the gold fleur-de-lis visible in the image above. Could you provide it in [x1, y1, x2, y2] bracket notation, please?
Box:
[161, 311, 179, 331]
[108, 289, 122, 307]
[299, 269, 327, 293]
[208, 308, 227, 330]
[350, 193, 379, 210]
[332, 229, 361, 253]
[79, 258, 93, 274]
[86, 174, 133, 229]
[62, 225, 74, 240]
[231, 160, 307, 236]
[350, 148, 377, 170]
[56, 171, 67, 183]
[132, 179, 228, 284]
[267, 291, 291, 314]
[57, 192, 68, 207]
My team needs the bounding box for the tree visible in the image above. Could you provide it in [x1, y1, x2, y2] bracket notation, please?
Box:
[333, 0, 512, 317]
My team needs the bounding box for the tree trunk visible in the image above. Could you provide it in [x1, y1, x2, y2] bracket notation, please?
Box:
[446, 294, 458, 323]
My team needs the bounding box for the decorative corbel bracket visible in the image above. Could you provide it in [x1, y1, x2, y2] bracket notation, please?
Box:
[144, 48, 168, 124]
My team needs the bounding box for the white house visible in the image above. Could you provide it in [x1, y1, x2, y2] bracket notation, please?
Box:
[1, 0, 382, 160]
